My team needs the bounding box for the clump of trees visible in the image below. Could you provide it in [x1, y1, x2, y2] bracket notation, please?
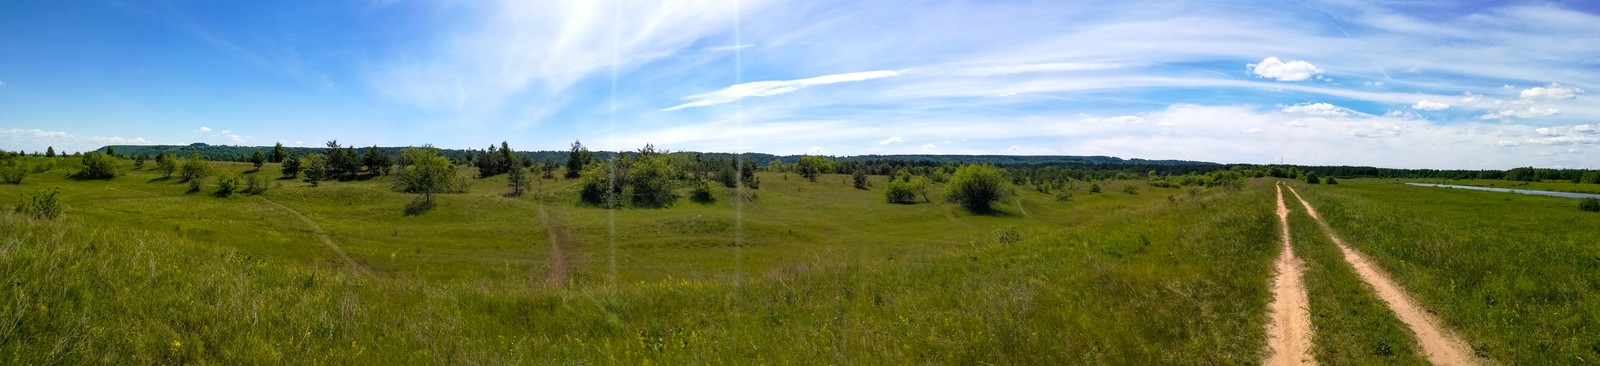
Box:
[393, 146, 465, 204]
[281, 153, 302, 178]
[180, 155, 209, 183]
[885, 170, 929, 204]
[946, 164, 1010, 211]
[796, 155, 832, 182]
[577, 144, 687, 208]
[70, 152, 119, 180]
[301, 153, 328, 187]
[156, 153, 178, 178]
[213, 171, 240, 197]
[852, 169, 870, 189]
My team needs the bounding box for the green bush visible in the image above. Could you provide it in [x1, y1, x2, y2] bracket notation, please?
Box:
[70, 152, 119, 180]
[214, 172, 239, 197]
[180, 155, 209, 182]
[885, 180, 918, 203]
[1123, 184, 1140, 195]
[1581, 198, 1600, 212]
[1306, 173, 1321, 184]
[689, 181, 715, 204]
[0, 160, 26, 184]
[15, 188, 61, 219]
[243, 174, 268, 195]
[994, 225, 1021, 244]
[946, 164, 1009, 211]
[852, 169, 869, 189]
[1325, 177, 1339, 185]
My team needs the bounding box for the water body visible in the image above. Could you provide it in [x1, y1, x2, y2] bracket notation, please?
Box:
[1406, 183, 1600, 199]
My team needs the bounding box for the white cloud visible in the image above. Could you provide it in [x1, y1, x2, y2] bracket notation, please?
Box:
[1518, 83, 1583, 101]
[961, 62, 1122, 77]
[90, 136, 149, 145]
[1526, 135, 1600, 145]
[1286, 120, 1309, 127]
[1350, 123, 1403, 138]
[1244, 128, 1264, 134]
[0, 128, 71, 139]
[1281, 103, 1349, 117]
[876, 136, 903, 145]
[1249, 57, 1322, 81]
[1364, 81, 1385, 87]
[703, 44, 754, 52]
[920, 143, 936, 150]
[197, 126, 212, 132]
[1458, 93, 1482, 105]
[664, 70, 905, 111]
[1081, 115, 1143, 124]
[1498, 140, 1521, 147]
[805, 146, 826, 154]
[1575, 124, 1595, 133]
[1480, 106, 1560, 120]
[1411, 100, 1450, 111]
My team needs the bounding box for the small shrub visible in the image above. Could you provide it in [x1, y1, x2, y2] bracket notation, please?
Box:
[1325, 177, 1339, 185]
[994, 225, 1021, 244]
[31, 161, 54, 174]
[243, 174, 269, 195]
[1306, 173, 1321, 184]
[1089, 183, 1102, 193]
[214, 172, 239, 197]
[15, 188, 61, 219]
[0, 161, 26, 184]
[1581, 198, 1600, 212]
[852, 169, 869, 189]
[690, 181, 715, 204]
[1123, 184, 1140, 195]
[1055, 191, 1073, 202]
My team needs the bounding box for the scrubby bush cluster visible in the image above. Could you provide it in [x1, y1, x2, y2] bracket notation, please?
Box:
[1581, 198, 1600, 212]
[0, 159, 28, 184]
[15, 188, 61, 220]
[946, 164, 1009, 211]
[70, 152, 119, 180]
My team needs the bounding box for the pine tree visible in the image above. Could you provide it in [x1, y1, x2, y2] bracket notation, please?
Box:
[270, 142, 286, 163]
[45, 147, 55, 158]
[249, 150, 266, 171]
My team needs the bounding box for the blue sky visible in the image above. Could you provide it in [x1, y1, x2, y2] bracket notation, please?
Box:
[1, 0, 1597, 169]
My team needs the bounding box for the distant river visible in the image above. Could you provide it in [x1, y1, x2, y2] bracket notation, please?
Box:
[1406, 183, 1600, 199]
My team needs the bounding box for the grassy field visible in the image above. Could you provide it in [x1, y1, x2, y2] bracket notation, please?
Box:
[5, 156, 1598, 363]
[2, 156, 1283, 363]
[1289, 179, 1600, 364]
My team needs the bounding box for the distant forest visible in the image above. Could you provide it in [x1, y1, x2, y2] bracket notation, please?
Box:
[94, 143, 1597, 182]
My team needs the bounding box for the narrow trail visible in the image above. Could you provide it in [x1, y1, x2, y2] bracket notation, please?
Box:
[258, 197, 369, 276]
[1015, 199, 1034, 219]
[1285, 185, 1481, 366]
[536, 202, 570, 288]
[1265, 182, 1317, 366]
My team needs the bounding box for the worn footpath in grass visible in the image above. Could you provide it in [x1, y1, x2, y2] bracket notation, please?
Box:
[1292, 179, 1600, 364]
[1284, 195, 1429, 365]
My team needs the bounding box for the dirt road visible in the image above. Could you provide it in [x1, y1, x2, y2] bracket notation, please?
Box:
[536, 204, 569, 288]
[1265, 182, 1317, 365]
[1285, 185, 1480, 366]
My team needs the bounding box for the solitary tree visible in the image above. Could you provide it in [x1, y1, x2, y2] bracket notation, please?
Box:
[852, 169, 870, 189]
[566, 140, 592, 178]
[45, 147, 55, 158]
[394, 147, 456, 204]
[506, 156, 531, 197]
[71, 152, 119, 180]
[302, 153, 328, 187]
[249, 149, 266, 171]
[270, 142, 287, 163]
[156, 153, 178, 178]
[946, 164, 1010, 211]
[180, 155, 209, 182]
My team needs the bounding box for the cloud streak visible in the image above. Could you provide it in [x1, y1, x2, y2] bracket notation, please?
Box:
[663, 70, 905, 111]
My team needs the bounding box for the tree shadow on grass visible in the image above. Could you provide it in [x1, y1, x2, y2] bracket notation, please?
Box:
[963, 205, 1017, 217]
[403, 199, 436, 216]
[146, 176, 172, 183]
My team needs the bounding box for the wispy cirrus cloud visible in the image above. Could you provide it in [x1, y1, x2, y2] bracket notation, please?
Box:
[662, 69, 905, 111]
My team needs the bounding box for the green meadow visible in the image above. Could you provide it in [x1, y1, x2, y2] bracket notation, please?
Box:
[2, 155, 1597, 364]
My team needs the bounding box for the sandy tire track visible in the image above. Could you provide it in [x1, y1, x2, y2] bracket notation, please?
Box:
[259, 197, 369, 276]
[1265, 182, 1317, 365]
[1285, 185, 1481, 365]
